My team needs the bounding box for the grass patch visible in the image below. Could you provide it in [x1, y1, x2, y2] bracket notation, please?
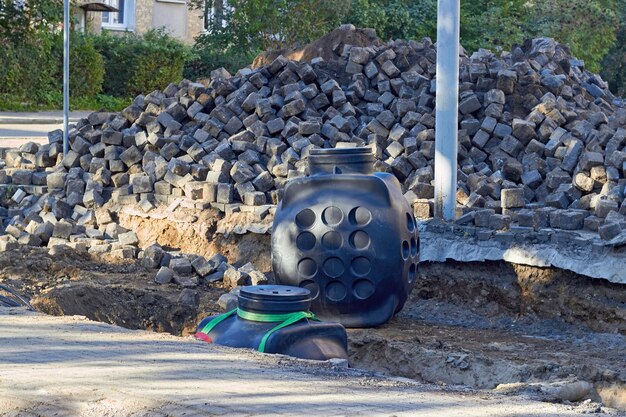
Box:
[0, 94, 130, 112]
[71, 95, 130, 112]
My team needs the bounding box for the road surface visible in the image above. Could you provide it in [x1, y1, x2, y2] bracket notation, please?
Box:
[0, 111, 90, 148]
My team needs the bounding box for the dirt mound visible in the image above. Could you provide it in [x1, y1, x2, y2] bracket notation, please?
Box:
[33, 281, 223, 335]
[412, 261, 626, 334]
[348, 260, 626, 410]
[251, 24, 381, 68]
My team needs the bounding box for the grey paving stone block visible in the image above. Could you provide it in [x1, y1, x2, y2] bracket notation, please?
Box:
[598, 222, 621, 240]
[155, 266, 174, 284]
[169, 257, 192, 275]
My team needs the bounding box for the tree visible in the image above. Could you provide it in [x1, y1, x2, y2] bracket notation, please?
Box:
[186, 0, 351, 76]
[345, 0, 437, 42]
[460, 0, 529, 53]
[526, 0, 618, 73]
[190, 0, 351, 51]
[601, 0, 626, 95]
[0, 0, 64, 42]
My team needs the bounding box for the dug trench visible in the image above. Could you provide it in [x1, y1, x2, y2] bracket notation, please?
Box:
[1, 215, 624, 411]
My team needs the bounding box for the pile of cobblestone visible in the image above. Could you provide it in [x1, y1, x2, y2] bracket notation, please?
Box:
[1, 29, 626, 275]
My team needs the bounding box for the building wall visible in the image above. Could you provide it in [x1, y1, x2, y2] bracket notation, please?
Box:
[86, 12, 102, 35]
[83, 0, 203, 44]
[185, 6, 204, 44]
[135, 0, 203, 44]
[134, 0, 154, 37]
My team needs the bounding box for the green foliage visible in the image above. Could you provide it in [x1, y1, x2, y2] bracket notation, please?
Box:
[192, 0, 351, 50]
[186, 0, 350, 78]
[0, 31, 105, 107]
[346, 0, 436, 41]
[602, 27, 626, 96]
[460, 0, 528, 53]
[345, 0, 528, 50]
[71, 94, 129, 112]
[184, 44, 257, 79]
[0, 1, 105, 107]
[527, 0, 618, 73]
[0, 93, 127, 112]
[0, 32, 57, 100]
[0, 0, 64, 41]
[50, 33, 105, 98]
[93, 29, 192, 97]
[69, 34, 105, 98]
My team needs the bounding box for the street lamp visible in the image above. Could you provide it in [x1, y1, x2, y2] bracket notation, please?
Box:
[63, 0, 70, 155]
[434, 0, 460, 221]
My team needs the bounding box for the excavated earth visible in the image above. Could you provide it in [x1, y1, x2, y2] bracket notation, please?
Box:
[0, 213, 624, 412]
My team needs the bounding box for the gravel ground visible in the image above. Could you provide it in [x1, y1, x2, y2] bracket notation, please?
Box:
[0, 307, 620, 417]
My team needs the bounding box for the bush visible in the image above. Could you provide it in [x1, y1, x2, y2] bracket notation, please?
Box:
[184, 41, 258, 80]
[346, 0, 437, 42]
[93, 29, 192, 97]
[185, 0, 351, 79]
[0, 30, 105, 107]
[602, 28, 626, 96]
[0, 32, 57, 101]
[51, 32, 105, 98]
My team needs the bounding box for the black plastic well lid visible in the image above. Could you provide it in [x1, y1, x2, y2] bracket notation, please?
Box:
[309, 147, 372, 156]
[238, 285, 312, 314]
[308, 147, 375, 175]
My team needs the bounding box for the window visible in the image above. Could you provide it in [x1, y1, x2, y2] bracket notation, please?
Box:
[102, 0, 134, 29]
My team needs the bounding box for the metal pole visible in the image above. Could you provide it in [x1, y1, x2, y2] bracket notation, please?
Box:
[63, 0, 70, 155]
[434, 0, 460, 221]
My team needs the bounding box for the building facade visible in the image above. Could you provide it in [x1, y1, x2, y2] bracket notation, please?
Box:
[81, 0, 204, 44]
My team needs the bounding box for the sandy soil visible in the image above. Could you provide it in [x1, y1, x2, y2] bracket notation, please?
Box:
[0, 307, 621, 417]
[0, 211, 624, 413]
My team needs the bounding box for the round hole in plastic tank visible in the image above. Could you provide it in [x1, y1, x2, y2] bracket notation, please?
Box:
[349, 207, 372, 226]
[353, 279, 375, 300]
[406, 213, 415, 232]
[297, 258, 317, 278]
[325, 281, 347, 302]
[350, 256, 371, 277]
[296, 231, 316, 251]
[299, 279, 319, 298]
[410, 237, 417, 257]
[402, 241, 410, 260]
[323, 257, 344, 278]
[349, 230, 370, 250]
[321, 231, 343, 250]
[408, 263, 417, 283]
[295, 208, 316, 229]
[322, 206, 343, 226]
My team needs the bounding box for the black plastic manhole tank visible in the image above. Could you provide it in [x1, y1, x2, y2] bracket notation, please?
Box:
[272, 147, 419, 327]
[195, 285, 348, 361]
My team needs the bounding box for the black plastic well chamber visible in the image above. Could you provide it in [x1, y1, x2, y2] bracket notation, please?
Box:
[195, 285, 348, 361]
[272, 147, 419, 328]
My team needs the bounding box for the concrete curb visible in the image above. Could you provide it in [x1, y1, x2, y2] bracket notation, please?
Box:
[417, 219, 626, 284]
[0, 118, 82, 125]
[0, 137, 48, 148]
